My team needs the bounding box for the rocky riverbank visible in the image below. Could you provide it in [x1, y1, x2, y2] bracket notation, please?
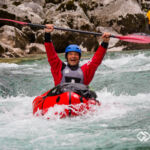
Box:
[0, 0, 150, 58]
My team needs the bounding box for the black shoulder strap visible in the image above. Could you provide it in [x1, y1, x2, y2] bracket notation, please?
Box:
[61, 62, 66, 71]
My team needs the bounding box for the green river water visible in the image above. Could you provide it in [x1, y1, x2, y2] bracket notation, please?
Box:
[0, 50, 150, 150]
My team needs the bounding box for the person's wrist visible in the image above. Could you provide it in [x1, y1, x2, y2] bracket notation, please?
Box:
[101, 42, 108, 49]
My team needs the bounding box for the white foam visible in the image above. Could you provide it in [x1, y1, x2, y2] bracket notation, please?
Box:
[0, 50, 150, 149]
[0, 63, 19, 68]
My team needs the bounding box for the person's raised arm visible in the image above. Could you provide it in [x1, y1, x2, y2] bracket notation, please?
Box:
[44, 24, 63, 86]
[81, 32, 110, 85]
[44, 24, 62, 67]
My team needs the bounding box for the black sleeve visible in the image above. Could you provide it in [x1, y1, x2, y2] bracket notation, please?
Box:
[101, 42, 108, 49]
[45, 33, 52, 42]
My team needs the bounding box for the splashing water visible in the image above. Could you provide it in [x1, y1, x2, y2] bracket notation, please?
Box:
[0, 51, 150, 150]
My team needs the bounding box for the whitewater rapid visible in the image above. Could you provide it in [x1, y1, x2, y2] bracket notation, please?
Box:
[0, 50, 150, 150]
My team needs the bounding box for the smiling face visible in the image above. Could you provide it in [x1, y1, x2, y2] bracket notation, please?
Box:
[67, 51, 80, 66]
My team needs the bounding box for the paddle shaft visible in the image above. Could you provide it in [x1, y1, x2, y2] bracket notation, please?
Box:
[0, 18, 115, 37]
[2, 18, 150, 43]
[28, 23, 106, 36]
[54, 26, 103, 36]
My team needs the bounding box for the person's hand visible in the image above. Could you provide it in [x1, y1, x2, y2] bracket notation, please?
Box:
[102, 32, 111, 43]
[45, 24, 54, 33]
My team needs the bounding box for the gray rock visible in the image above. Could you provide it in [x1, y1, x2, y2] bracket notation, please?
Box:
[26, 43, 45, 54]
[7, 3, 44, 24]
[18, 2, 45, 19]
[35, 30, 44, 43]
[45, 0, 97, 51]
[0, 42, 24, 58]
[87, 0, 143, 28]
[0, 1, 44, 24]
[0, 42, 5, 55]
[22, 26, 35, 43]
[0, 25, 29, 49]
[11, 0, 45, 7]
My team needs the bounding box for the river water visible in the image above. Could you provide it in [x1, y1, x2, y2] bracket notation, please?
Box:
[0, 50, 150, 150]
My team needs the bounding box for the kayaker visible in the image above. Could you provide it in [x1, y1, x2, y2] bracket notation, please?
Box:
[147, 10, 150, 30]
[44, 24, 110, 86]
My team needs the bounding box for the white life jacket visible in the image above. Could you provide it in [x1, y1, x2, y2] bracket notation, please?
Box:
[61, 65, 84, 84]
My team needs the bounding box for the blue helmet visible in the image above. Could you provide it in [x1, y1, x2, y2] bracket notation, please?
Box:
[65, 44, 81, 54]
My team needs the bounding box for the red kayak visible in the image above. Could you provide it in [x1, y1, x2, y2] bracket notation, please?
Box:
[32, 83, 100, 118]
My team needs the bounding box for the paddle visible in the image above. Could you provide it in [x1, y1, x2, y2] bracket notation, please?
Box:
[1, 18, 150, 44]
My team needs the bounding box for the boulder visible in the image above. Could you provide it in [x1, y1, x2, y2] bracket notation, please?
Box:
[17, 2, 45, 19]
[0, 1, 44, 25]
[0, 42, 24, 58]
[7, 3, 44, 24]
[51, 32, 98, 53]
[26, 43, 45, 54]
[87, 0, 143, 27]
[0, 25, 29, 49]
[35, 29, 44, 43]
[22, 26, 35, 43]
[9, 0, 45, 7]
[85, 0, 147, 36]
[0, 42, 5, 55]
[45, 0, 98, 52]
